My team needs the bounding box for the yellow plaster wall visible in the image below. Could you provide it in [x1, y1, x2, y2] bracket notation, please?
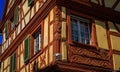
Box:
[31, 7, 34, 19]
[3, 57, 10, 69]
[6, 67, 10, 72]
[108, 21, 118, 32]
[50, 9, 54, 22]
[110, 35, 120, 51]
[61, 6, 67, 61]
[43, 16, 48, 48]
[61, 7, 66, 19]
[46, 49, 49, 65]
[25, 12, 30, 25]
[20, 53, 24, 68]
[39, 53, 45, 68]
[22, 0, 30, 15]
[49, 45, 53, 63]
[95, 20, 109, 50]
[22, 20, 25, 29]
[20, 66, 28, 72]
[104, 0, 116, 8]
[61, 21, 67, 41]
[113, 54, 120, 70]
[36, 1, 40, 12]
[116, 23, 120, 31]
[61, 42, 67, 61]
[50, 24, 53, 42]
[17, 24, 20, 35]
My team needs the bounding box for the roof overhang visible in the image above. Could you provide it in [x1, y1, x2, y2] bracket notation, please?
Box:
[56, 0, 120, 24]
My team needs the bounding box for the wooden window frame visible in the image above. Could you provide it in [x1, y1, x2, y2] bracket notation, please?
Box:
[67, 9, 97, 48]
[30, 24, 43, 59]
[32, 28, 41, 55]
[70, 15, 91, 44]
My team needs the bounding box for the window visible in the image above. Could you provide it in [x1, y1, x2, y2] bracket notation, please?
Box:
[5, 21, 8, 39]
[24, 36, 30, 62]
[33, 30, 41, 54]
[28, 0, 34, 7]
[14, 6, 19, 26]
[10, 6, 19, 30]
[10, 53, 16, 72]
[71, 15, 91, 44]
[10, 17, 15, 30]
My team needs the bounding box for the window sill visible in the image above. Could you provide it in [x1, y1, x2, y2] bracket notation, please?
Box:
[70, 41, 97, 51]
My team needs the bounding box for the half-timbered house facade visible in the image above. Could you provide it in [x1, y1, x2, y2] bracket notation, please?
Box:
[0, 0, 120, 72]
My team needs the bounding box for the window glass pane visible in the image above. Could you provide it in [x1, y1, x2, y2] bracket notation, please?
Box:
[28, 0, 34, 7]
[71, 15, 91, 44]
[10, 17, 15, 30]
[34, 31, 41, 54]
[71, 18, 79, 42]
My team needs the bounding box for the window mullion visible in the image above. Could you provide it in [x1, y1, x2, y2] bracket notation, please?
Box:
[77, 20, 81, 42]
[88, 23, 91, 44]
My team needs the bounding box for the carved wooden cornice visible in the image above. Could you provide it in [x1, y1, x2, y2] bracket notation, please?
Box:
[68, 45, 112, 69]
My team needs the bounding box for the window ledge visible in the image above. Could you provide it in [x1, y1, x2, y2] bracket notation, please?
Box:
[70, 41, 97, 51]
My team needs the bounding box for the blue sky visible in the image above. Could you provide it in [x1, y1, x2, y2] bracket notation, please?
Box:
[0, 0, 6, 20]
[0, 0, 6, 44]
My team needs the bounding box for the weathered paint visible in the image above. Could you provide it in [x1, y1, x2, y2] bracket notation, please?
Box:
[95, 20, 109, 50]
[113, 54, 120, 70]
[110, 35, 120, 51]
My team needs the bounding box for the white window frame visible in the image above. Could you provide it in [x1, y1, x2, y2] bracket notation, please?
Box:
[34, 32, 41, 54]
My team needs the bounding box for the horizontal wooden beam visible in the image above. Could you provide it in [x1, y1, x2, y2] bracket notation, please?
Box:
[56, 0, 120, 24]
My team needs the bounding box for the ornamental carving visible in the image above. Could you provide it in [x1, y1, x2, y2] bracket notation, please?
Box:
[54, 6, 62, 41]
[68, 45, 112, 69]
